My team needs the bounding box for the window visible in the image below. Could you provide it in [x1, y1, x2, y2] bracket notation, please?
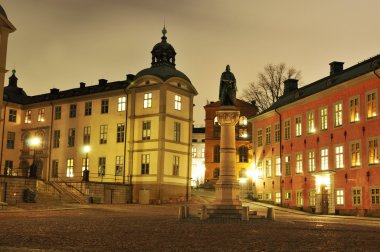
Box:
[285, 191, 292, 200]
[285, 156, 291, 176]
[143, 93, 152, 108]
[320, 107, 328, 130]
[66, 159, 74, 178]
[213, 168, 220, 178]
[265, 159, 272, 178]
[52, 160, 58, 178]
[192, 147, 197, 158]
[308, 151, 315, 172]
[367, 91, 377, 118]
[274, 123, 280, 143]
[100, 125, 108, 144]
[334, 102, 343, 127]
[98, 157, 106, 176]
[275, 157, 281, 176]
[296, 191, 303, 206]
[25, 110, 32, 124]
[213, 117, 220, 138]
[239, 128, 248, 138]
[307, 112, 315, 133]
[37, 108, 45, 122]
[350, 141, 361, 167]
[174, 122, 181, 142]
[321, 147, 329, 171]
[371, 188, 380, 206]
[6, 132, 15, 149]
[53, 130, 60, 148]
[83, 126, 91, 144]
[239, 116, 248, 126]
[142, 121, 151, 140]
[84, 101, 92, 116]
[173, 156, 180, 176]
[68, 128, 75, 147]
[141, 154, 150, 175]
[4, 160, 13, 176]
[295, 116, 302, 136]
[336, 189, 344, 205]
[201, 148, 205, 158]
[118, 96, 127, 111]
[82, 158, 89, 174]
[369, 139, 379, 165]
[266, 192, 272, 200]
[257, 161, 263, 178]
[258, 193, 263, 200]
[275, 192, 281, 204]
[101, 99, 109, 114]
[116, 123, 125, 143]
[352, 188, 362, 206]
[174, 95, 182, 110]
[265, 126, 271, 145]
[214, 145, 220, 163]
[8, 109, 17, 122]
[349, 97, 360, 123]
[335, 145, 344, 169]
[239, 146, 248, 163]
[296, 153, 303, 174]
[309, 190, 315, 206]
[54, 106, 61, 120]
[115, 156, 124, 176]
[284, 120, 290, 140]
[257, 129, 263, 147]
[69, 104, 77, 118]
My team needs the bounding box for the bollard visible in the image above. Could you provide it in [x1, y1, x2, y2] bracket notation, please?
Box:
[200, 205, 208, 220]
[241, 206, 249, 221]
[267, 207, 275, 220]
[178, 205, 185, 220]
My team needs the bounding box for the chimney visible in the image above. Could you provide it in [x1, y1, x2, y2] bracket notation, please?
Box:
[329, 61, 344, 75]
[50, 88, 60, 95]
[99, 79, 108, 85]
[283, 79, 299, 95]
[126, 74, 135, 83]
[80, 82, 86, 88]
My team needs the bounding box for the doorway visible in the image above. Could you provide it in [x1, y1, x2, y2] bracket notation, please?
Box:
[321, 186, 328, 214]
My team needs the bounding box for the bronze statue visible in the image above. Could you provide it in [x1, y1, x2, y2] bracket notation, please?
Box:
[219, 65, 237, 106]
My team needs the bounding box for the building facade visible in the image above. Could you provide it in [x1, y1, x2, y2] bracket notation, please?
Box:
[204, 99, 258, 188]
[251, 56, 380, 216]
[0, 8, 197, 204]
[191, 126, 205, 187]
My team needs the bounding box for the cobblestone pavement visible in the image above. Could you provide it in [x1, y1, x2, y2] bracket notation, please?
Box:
[0, 194, 379, 251]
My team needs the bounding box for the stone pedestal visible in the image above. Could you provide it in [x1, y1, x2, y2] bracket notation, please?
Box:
[208, 108, 242, 218]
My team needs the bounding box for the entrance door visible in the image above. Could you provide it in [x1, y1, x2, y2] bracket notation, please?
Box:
[321, 186, 328, 214]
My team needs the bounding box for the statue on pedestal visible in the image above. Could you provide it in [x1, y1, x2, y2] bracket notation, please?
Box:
[219, 65, 237, 106]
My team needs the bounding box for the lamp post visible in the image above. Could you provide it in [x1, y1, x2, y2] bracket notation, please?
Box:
[28, 137, 41, 178]
[83, 145, 90, 182]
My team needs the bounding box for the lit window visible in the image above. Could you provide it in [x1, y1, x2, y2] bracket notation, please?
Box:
[201, 148, 205, 158]
[37, 108, 45, 122]
[266, 192, 272, 200]
[239, 116, 248, 126]
[98, 157, 106, 176]
[371, 188, 380, 206]
[265, 126, 271, 145]
[285, 191, 292, 200]
[239, 128, 248, 138]
[275, 156, 281, 176]
[141, 154, 150, 175]
[143, 93, 152, 108]
[118, 97, 127, 112]
[83, 126, 91, 145]
[265, 159, 272, 178]
[284, 120, 290, 140]
[335, 145, 344, 169]
[369, 139, 379, 164]
[336, 189, 344, 205]
[257, 129, 263, 147]
[367, 92, 377, 118]
[192, 147, 197, 158]
[84, 101, 92, 116]
[274, 123, 280, 143]
[296, 191, 303, 206]
[257, 161, 263, 178]
[115, 156, 124, 176]
[334, 102, 343, 127]
[309, 190, 315, 206]
[285, 156, 291, 176]
[142, 121, 151, 140]
[350, 142, 361, 167]
[173, 156, 180, 176]
[25, 110, 32, 124]
[352, 188, 362, 205]
[320, 148, 329, 171]
[275, 192, 281, 204]
[296, 153, 303, 174]
[8, 109, 17, 122]
[308, 151, 315, 172]
[307, 112, 315, 133]
[295, 116, 302, 136]
[174, 95, 182, 110]
[349, 97, 360, 122]
[100, 125, 108, 144]
[66, 159, 74, 178]
[320, 107, 328, 130]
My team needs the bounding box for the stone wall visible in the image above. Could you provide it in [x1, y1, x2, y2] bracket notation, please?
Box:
[0, 177, 38, 204]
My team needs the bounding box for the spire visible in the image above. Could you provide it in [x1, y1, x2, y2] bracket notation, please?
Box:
[9, 69, 18, 87]
[161, 24, 167, 41]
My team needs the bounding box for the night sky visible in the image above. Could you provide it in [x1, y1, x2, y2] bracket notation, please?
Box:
[3, 0, 380, 124]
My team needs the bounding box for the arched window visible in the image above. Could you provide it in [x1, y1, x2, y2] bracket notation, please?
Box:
[214, 145, 220, 163]
[239, 116, 248, 126]
[213, 168, 220, 178]
[239, 146, 248, 163]
[213, 116, 220, 138]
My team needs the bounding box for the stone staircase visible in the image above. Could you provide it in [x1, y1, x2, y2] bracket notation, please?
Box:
[35, 180, 88, 204]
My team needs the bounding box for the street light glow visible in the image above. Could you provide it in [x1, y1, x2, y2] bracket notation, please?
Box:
[29, 137, 41, 147]
[83, 145, 91, 153]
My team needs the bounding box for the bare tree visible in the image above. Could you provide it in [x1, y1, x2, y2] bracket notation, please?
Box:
[241, 63, 301, 112]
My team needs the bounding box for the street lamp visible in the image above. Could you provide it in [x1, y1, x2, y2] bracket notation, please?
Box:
[82, 145, 91, 182]
[28, 136, 41, 178]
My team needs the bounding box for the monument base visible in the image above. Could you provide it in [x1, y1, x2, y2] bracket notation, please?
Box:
[206, 204, 243, 219]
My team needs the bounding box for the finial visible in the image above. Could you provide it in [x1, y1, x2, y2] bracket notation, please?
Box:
[12, 69, 16, 75]
[162, 25, 167, 36]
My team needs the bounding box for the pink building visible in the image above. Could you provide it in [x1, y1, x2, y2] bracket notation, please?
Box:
[251, 56, 380, 216]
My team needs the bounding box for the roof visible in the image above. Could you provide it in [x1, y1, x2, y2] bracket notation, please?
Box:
[204, 98, 257, 108]
[135, 64, 191, 83]
[260, 54, 380, 115]
[192, 127, 205, 134]
[0, 5, 7, 18]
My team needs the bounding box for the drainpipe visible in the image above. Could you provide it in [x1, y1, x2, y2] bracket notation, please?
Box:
[0, 102, 8, 175]
[47, 102, 54, 181]
[274, 108, 282, 206]
[123, 89, 128, 185]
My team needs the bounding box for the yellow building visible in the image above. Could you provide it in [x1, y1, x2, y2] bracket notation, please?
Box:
[0, 8, 197, 203]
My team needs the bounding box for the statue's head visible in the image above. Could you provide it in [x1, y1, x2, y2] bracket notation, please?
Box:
[226, 65, 230, 72]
